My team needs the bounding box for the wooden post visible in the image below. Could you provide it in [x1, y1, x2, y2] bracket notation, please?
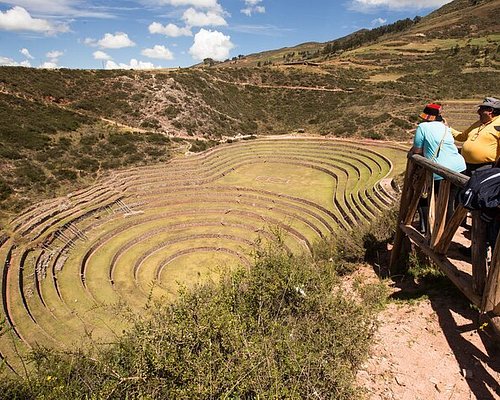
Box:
[471, 210, 488, 295]
[434, 204, 468, 254]
[403, 169, 427, 226]
[481, 228, 500, 337]
[431, 180, 450, 249]
[426, 171, 435, 239]
[390, 158, 413, 274]
[400, 225, 481, 306]
[390, 158, 424, 274]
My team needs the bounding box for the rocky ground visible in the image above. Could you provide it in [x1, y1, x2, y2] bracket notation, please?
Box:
[357, 264, 500, 400]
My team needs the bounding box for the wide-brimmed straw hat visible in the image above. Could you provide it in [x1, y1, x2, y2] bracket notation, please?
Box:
[419, 103, 442, 121]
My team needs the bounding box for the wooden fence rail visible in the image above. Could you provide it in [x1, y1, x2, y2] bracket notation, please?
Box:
[390, 154, 500, 336]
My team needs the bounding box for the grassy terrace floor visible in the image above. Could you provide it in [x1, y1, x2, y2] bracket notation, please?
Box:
[0, 137, 406, 374]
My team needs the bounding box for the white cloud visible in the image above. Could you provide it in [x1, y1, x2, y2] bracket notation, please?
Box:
[142, 0, 222, 11]
[20, 48, 34, 59]
[93, 50, 112, 60]
[241, 0, 265, 16]
[0, 0, 113, 18]
[182, 7, 227, 27]
[371, 17, 387, 26]
[230, 23, 292, 36]
[83, 37, 97, 46]
[149, 22, 192, 37]
[0, 56, 31, 67]
[40, 50, 63, 67]
[40, 61, 58, 69]
[97, 32, 136, 49]
[349, 0, 452, 11]
[141, 45, 174, 60]
[105, 59, 161, 70]
[0, 6, 68, 34]
[189, 28, 234, 61]
[46, 50, 64, 59]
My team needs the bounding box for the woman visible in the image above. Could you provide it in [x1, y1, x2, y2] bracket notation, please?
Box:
[409, 103, 466, 234]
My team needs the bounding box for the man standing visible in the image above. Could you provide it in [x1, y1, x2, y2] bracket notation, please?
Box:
[453, 97, 500, 175]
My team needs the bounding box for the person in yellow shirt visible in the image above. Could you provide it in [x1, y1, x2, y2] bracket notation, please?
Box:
[453, 97, 500, 175]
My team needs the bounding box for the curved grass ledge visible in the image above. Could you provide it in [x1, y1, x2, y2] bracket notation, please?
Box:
[0, 138, 406, 373]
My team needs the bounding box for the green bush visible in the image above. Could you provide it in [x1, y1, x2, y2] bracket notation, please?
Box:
[0, 146, 22, 160]
[14, 161, 46, 185]
[0, 179, 12, 201]
[0, 241, 383, 399]
[75, 156, 99, 172]
[313, 206, 398, 274]
[145, 133, 169, 145]
[54, 168, 78, 181]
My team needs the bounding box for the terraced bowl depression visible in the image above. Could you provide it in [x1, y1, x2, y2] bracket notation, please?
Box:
[0, 137, 406, 373]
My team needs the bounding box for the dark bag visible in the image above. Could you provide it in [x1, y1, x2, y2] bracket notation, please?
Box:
[459, 167, 500, 210]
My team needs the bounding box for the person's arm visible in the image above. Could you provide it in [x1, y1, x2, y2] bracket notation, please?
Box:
[409, 146, 423, 155]
[409, 124, 424, 157]
[452, 123, 476, 142]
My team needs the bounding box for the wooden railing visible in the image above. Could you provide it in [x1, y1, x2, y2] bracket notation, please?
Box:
[390, 154, 500, 336]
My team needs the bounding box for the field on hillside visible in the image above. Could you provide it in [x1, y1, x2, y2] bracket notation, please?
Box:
[0, 138, 406, 374]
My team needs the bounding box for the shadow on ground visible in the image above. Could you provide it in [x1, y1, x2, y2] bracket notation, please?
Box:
[390, 275, 500, 400]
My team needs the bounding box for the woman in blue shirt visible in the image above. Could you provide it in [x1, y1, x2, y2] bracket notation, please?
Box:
[410, 103, 466, 234]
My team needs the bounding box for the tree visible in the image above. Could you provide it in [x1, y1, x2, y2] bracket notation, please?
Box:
[203, 58, 215, 67]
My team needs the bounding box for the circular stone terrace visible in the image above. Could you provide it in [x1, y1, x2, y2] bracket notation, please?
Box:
[0, 137, 407, 373]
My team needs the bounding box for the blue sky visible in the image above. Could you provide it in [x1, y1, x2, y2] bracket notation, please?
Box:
[0, 0, 453, 69]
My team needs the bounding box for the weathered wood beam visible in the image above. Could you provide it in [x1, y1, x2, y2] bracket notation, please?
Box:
[434, 204, 468, 254]
[390, 158, 414, 273]
[482, 229, 500, 315]
[403, 170, 427, 226]
[400, 224, 481, 306]
[471, 210, 488, 295]
[426, 171, 435, 239]
[431, 180, 451, 249]
[410, 155, 468, 188]
[390, 159, 426, 273]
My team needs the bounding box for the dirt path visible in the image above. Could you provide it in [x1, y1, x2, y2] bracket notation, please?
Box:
[211, 77, 347, 92]
[356, 264, 500, 400]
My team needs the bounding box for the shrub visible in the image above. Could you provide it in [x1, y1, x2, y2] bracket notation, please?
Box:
[313, 206, 398, 274]
[80, 135, 99, 146]
[108, 133, 138, 146]
[189, 139, 210, 152]
[75, 156, 99, 172]
[362, 130, 384, 140]
[0, 179, 12, 201]
[15, 161, 46, 185]
[0, 146, 22, 160]
[145, 133, 169, 145]
[0, 242, 383, 399]
[54, 168, 78, 181]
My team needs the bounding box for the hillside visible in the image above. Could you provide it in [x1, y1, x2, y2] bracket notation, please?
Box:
[0, 0, 498, 221]
[221, 0, 499, 67]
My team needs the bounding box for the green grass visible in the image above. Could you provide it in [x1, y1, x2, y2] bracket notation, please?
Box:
[0, 240, 389, 399]
[0, 139, 404, 371]
[0, 137, 408, 397]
